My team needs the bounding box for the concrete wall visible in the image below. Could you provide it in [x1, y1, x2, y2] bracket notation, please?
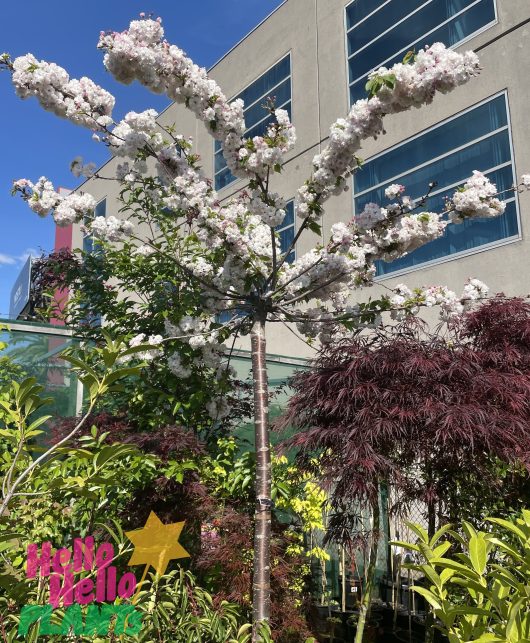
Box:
[71, 0, 530, 358]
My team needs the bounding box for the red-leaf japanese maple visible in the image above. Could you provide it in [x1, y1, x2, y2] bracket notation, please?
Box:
[281, 297, 530, 535]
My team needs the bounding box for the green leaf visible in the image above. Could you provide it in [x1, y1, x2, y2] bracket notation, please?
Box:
[469, 535, 488, 575]
[307, 220, 322, 235]
[420, 564, 443, 590]
[62, 355, 100, 382]
[487, 517, 526, 542]
[410, 586, 443, 610]
[440, 568, 455, 584]
[487, 537, 523, 563]
[433, 541, 451, 559]
[0, 532, 23, 543]
[405, 521, 429, 544]
[431, 523, 453, 546]
[26, 415, 53, 432]
[390, 540, 420, 552]
[506, 596, 526, 641]
[429, 557, 481, 580]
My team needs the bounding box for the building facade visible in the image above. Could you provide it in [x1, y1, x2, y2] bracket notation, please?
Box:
[71, 0, 530, 359]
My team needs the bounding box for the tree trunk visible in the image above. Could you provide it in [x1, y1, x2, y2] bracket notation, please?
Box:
[250, 317, 272, 640]
[355, 498, 380, 643]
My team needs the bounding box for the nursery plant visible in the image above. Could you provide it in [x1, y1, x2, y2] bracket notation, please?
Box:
[3, 14, 527, 636]
[280, 297, 530, 641]
[0, 365, 324, 639]
[396, 509, 530, 642]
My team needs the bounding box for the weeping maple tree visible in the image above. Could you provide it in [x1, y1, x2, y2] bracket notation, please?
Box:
[282, 297, 530, 529]
[280, 297, 530, 639]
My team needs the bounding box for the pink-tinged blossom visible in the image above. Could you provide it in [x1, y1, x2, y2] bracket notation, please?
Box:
[98, 18, 295, 181]
[449, 171, 505, 222]
[356, 203, 388, 230]
[88, 215, 134, 241]
[12, 177, 95, 225]
[384, 184, 405, 200]
[249, 192, 286, 227]
[98, 18, 245, 142]
[70, 156, 97, 179]
[296, 43, 480, 221]
[15, 176, 60, 217]
[54, 193, 96, 227]
[107, 109, 163, 157]
[461, 278, 489, 301]
[389, 278, 489, 322]
[330, 222, 355, 249]
[11, 54, 114, 130]
[368, 211, 448, 262]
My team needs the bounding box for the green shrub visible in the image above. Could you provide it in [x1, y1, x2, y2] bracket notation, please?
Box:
[395, 510, 530, 642]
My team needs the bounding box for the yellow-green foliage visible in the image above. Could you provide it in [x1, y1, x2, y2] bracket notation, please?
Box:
[395, 510, 530, 642]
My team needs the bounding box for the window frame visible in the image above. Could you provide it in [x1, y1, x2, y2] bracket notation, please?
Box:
[276, 199, 297, 264]
[214, 52, 292, 192]
[82, 196, 107, 255]
[351, 91, 521, 281]
[344, 0, 498, 106]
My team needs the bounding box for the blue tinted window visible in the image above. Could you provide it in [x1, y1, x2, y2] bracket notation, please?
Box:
[81, 198, 106, 327]
[352, 95, 519, 275]
[346, 0, 389, 30]
[356, 130, 511, 210]
[355, 95, 507, 193]
[94, 199, 106, 218]
[215, 55, 291, 191]
[83, 198, 106, 255]
[377, 201, 518, 275]
[276, 200, 296, 264]
[346, 0, 496, 104]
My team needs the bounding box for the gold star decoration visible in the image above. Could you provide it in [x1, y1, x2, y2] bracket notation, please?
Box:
[125, 511, 190, 578]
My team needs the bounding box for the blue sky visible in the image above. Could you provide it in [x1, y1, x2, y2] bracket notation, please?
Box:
[0, 0, 284, 318]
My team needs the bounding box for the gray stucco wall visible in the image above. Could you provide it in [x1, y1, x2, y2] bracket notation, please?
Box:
[71, 0, 530, 359]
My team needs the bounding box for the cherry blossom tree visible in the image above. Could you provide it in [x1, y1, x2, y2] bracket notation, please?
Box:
[2, 16, 527, 636]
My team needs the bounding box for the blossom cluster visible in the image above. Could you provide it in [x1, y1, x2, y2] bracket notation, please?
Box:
[448, 171, 506, 222]
[128, 333, 164, 361]
[10, 53, 114, 130]
[12, 177, 95, 226]
[365, 211, 448, 262]
[98, 19, 244, 141]
[88, 215, 134, 242]
[249, 192, 286, 227]
[294, 277, 490, 344]
[108, 109, 164, 157]
[98, 18, 296, 181]
[296, 43, 480, 220]
[163, 168, 214, 212]
[389, 278, 489, 320]
[70, 156, 97, 179]
[164, 316, 232, 420]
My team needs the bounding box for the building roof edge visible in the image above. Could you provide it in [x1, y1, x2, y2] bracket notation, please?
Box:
[157, 1, 288, 119]
[77, 1, 289, 187]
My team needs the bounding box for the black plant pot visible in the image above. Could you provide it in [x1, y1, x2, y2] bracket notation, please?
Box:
[329, 610, 347, 640]
[395, 630, 424, 643]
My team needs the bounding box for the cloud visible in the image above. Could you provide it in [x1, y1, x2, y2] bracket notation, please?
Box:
[0, 253, 16, 266]
[18, 248, 39, 263]
[0, 249, 39, 267]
